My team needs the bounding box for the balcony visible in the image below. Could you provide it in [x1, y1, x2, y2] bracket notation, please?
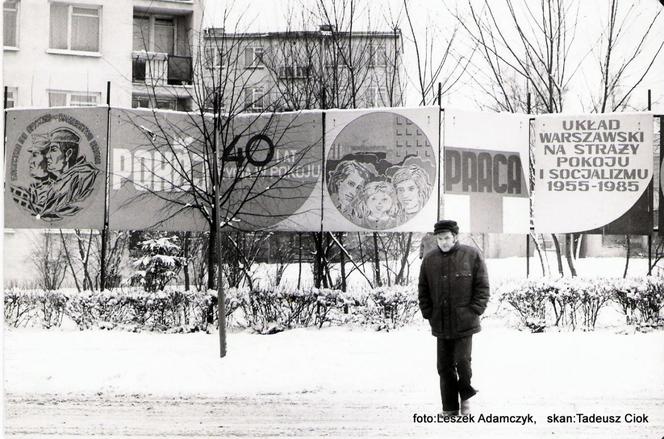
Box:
[132, 52, 193, 86]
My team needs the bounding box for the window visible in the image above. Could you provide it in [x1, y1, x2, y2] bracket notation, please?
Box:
[48, 90, 100, 107]
[4, 1, 18, 48]
[365, 86, 386, 108]
[132, 95, 151, 109]
[4, 87, 17, 108]
[204, 45, 219, 69]
[203, 87, 225, 113]
[369, 43, 387, 67]
[133, 15, 176, 55]
[244, 87, 264, 111]
[132, 95, 191, 112]
[278, 65, 310, 79]
[50, 3, 100, 53]
[244, 47, 263, 68]
[132, 16, 150, 51]
[154, 18, 174, 55]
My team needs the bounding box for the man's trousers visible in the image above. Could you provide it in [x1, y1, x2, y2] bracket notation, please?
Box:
[436, 335, 477, 411]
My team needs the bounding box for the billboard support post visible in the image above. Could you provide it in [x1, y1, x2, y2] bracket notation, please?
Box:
[648, 89, 653, 275]
[100, 81, 111, 290]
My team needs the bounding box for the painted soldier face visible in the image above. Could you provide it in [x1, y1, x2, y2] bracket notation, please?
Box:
[45, 143, 70, 175]
[28, 150, 48, 179]
[436, 231, 457, 252]
[366, 191, 393, 216]
[395, 178, 420, 214]
[337, 171, 364, 208]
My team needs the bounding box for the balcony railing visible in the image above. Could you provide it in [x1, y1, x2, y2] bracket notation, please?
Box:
[132, 52, 193, 86]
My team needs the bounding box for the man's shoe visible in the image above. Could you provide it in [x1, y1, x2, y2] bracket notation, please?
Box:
[441, 409, 459, 417]
[460, 399, 471, 415]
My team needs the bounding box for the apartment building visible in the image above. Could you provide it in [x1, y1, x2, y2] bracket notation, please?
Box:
[201, 26, 405, 112]
[3, 0, 200, 110]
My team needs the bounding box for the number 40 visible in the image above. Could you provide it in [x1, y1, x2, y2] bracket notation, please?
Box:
[221, 134, 275, 167]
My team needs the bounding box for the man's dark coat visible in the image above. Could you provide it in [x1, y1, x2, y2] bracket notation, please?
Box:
[418, 242, 490, 339]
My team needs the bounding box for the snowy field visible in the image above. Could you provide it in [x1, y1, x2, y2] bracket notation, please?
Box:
[5, 321, 664, 437]
[4, 256, 664, 438]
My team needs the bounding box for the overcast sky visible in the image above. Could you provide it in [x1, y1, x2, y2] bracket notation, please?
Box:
[205, 0, 664, 111]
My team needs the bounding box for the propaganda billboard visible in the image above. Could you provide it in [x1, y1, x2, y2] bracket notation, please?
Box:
[108, 109, 322, 232]
[219, 111, 323, 232]
[322, 107, 439, 232]
[442, 109, 530, 233]
[534, 113, 653, 234]
[108, 108, 209, 231]
[4, 107, 107, 228]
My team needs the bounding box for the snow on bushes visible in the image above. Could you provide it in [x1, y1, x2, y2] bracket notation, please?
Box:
[3, 285, 421, 332]
[497, 276, 664, 332]
[7, 277, 662, 333]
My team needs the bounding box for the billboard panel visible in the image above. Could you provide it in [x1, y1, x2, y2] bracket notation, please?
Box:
[534, 113, 653, 234]
[219, 111, 323, 231]
[322, 107, 440, 232]
[442, 109, 530, 233]
[109, 109, 323, 232]
[5, 107, 107, 228]
[108, 108, 208, 231]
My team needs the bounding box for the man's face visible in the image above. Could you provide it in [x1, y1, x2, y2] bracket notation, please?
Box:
[45, 143, 67, 175]
[395, 179, 420, 213]
[436, 231, 457, 252]
[337, 171, 364, 208]
[28, 150, 48, 179]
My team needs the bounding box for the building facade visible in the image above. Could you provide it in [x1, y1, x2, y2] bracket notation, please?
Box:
[201, 26, 405, 113]
[3, 0, 200, 110]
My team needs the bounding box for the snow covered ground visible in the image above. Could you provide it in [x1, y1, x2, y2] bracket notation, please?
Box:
[4, 321, 664, 438]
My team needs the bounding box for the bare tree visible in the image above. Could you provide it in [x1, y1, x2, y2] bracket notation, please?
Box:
[455, 0, 663, 276]
[122, 6, 324, 294]
[31, 232, 67, 291]
[403, 0, 474, 106]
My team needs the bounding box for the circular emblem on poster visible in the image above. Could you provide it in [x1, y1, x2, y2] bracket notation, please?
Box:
[326, 112, 436, 229]
[8, 113, 102, 222]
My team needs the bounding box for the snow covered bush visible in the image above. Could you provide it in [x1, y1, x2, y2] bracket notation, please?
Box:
[5, 285, 442, 332]
[233, 287, 345, 332]
[332, 286, 419, 330]
[4, 289, 41, 328]
[497, 279, 549, 332]
[498, 276, 664, 331]
[612, 277, 664, 325]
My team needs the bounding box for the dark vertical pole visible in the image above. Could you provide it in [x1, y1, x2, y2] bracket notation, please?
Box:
[526, 93, 532, 277]
[4, 87, 9, 157]
[297, 232, 302, 289]
[437, 84, 443, 221]
[100, 81, 111, 290]
[212, 115, 226, 357]
[318, 88, 326, 289]
[648, 89, 653, 275]
[4, 86, 8, 171]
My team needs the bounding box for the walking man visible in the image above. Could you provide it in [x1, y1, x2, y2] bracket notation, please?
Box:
[418, 220, 490, 416]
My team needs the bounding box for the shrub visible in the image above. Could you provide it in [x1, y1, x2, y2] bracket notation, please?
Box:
[3, 285, 422, 332]
[498, 276, 664, 331]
